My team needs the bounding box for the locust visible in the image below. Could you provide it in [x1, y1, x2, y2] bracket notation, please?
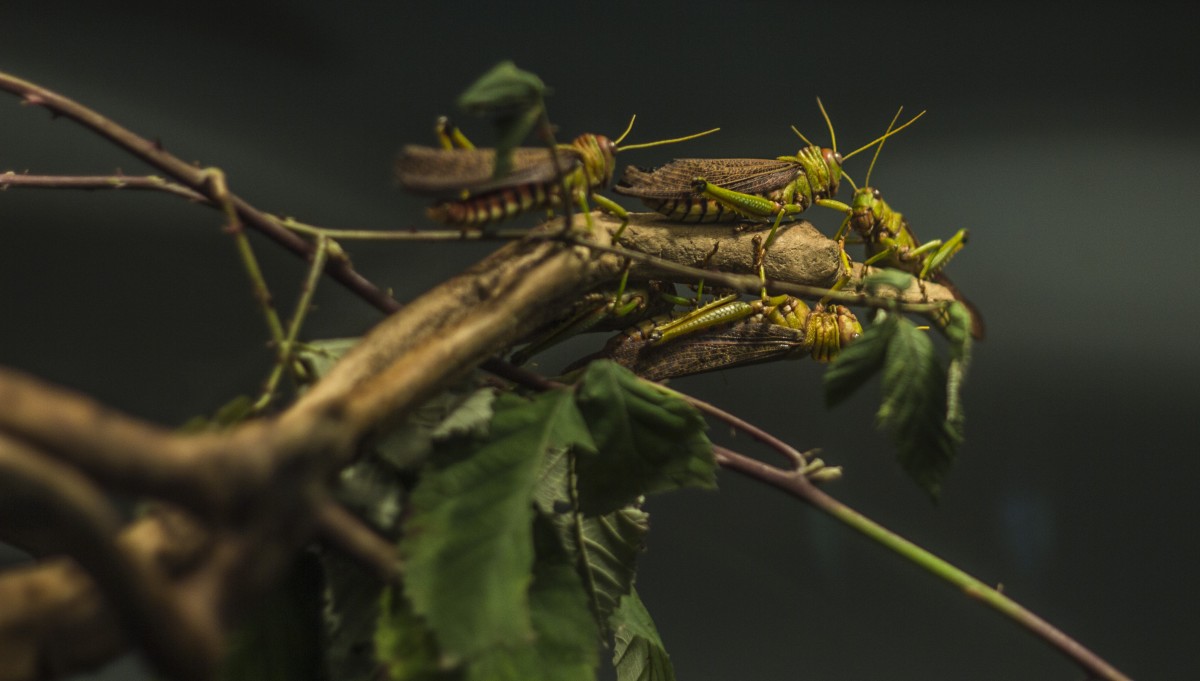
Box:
[825, 108, 985, 338]
[508, 281, 680, 366]
[395, 116, 718, 234]
[613, 100, 923, 293]
[570, 294, 862, 381]
[612, 100, 923, 234]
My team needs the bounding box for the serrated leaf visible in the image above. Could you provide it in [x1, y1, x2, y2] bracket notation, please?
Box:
[376, 588, 457, 681]
[573, 361, 715, 515]
[878, 319, 961, 501]
[824, 314, 896, 407]
[461, 517, 600, 681]
[430, 388, 498, 441]
[401, 389, 595, 664]
[533, 444, 650, 639]
[610, 590, 675, 681]
[577, 508, 649, 633]
[861, 268, 914, 295]
[375, 385, 497, 472]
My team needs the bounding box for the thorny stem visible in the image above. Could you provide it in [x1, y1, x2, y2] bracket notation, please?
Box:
[705, 442, 1130, 681]
[202, 168, 287, 347]
[253, 235, 330, 412]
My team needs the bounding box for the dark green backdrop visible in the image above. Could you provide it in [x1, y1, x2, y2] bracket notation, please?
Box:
[2, 2, 1196, 679]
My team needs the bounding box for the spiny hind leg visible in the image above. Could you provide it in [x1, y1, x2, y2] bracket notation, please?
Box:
[917, 229, 968, 280]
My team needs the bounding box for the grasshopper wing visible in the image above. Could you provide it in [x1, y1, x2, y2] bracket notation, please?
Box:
[395, 145, 582, 195]
[615, 158, 802, 199]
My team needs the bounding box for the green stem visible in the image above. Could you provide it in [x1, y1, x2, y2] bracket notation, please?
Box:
[710, 445, 1131, 681]
[254, 235, 330, 412]
[203, 169, 286, 345]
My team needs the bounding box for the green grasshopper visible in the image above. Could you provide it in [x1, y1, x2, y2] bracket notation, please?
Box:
[612, 101, 923, 237]
[508, 281, 681, 366]
[395, 116, 718, 234]
[573, 294, 862, 381]
[613, 101, 923, 294]
[825, 108, 985, 338]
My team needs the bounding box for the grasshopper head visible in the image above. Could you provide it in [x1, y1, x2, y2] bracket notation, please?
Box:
[852, 187, 882, 211]
[806, 304, 862, 363]
[572, 134, 619, 187]
[833, 305, 863, 346]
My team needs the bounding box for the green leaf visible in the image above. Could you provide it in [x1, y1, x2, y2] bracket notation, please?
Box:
[610, 590, 675, 681]
[401, 389, 595, 665]
[457, 61, 547, 179]
[861, 268, 914, 295]
[459, 517, 600, 681]
[296, 337, 361, 380]
[220, 555, 323, 681]
[376, 588, 458, 681]
[457, 61, 547, 117]
[943, 302, 972, 439]
[878, 318, 961, 501]
[374, 385, 498, 472]
[573, 361, 715, 515]
[533, 443, 650, 639]
[576, 508, 649, 634]
[179, 394, 255, 432]
[824, 314, 896, 407]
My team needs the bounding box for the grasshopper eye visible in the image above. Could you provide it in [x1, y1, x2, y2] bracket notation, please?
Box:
[822, 148, 843, 168]
[872, 188, 882, 200]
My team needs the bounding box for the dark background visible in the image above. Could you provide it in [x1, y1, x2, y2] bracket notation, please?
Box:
[2, 2, 1197, 679]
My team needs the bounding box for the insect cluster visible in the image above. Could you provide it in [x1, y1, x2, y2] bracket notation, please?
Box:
[396, 100, 982, 381]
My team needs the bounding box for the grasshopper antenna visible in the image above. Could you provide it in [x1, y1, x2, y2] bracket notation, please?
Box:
[616, 124, 721, 152]
[612, 114, 637, 146]
[842, 109, 926, 162]
[865, 106, 906, 186]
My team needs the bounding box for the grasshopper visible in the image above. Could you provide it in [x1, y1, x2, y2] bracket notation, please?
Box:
[395, 116, 718, 234]
[825, 108, 985, 338]
[613, 100, 923, 293]
[508, 281, 681, 366]
[572, 294, 861, 381]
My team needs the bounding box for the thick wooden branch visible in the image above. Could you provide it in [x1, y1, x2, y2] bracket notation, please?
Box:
[0, 210, 955, 680]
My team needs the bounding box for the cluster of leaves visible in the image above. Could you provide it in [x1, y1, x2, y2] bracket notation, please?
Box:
[824, 270, 973, 500]
[268, 345, 716, 681]
[381, 360, 714, 680]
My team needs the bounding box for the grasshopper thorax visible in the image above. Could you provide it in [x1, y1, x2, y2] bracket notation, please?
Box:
[796, 146, 844, 199]
[821, 147, 845, 197]
[569, 133, 619, 189]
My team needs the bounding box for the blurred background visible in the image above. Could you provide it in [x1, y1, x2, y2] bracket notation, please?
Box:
[1, 2, 1197, 679]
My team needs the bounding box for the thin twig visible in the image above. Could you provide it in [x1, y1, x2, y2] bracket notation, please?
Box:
[0, 171, 206, 201]
[313, 501, 399, 583]
[0, 71, 401, 315]
[0, 171, 537, 241]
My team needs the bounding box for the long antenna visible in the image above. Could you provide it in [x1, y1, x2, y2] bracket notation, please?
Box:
[616, 125, 720, 152]
[841, 110, 925, 161]
[865, 106, 905, 186]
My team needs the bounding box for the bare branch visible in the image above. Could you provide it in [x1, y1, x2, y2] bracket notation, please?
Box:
[0, 70, 401, 315]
